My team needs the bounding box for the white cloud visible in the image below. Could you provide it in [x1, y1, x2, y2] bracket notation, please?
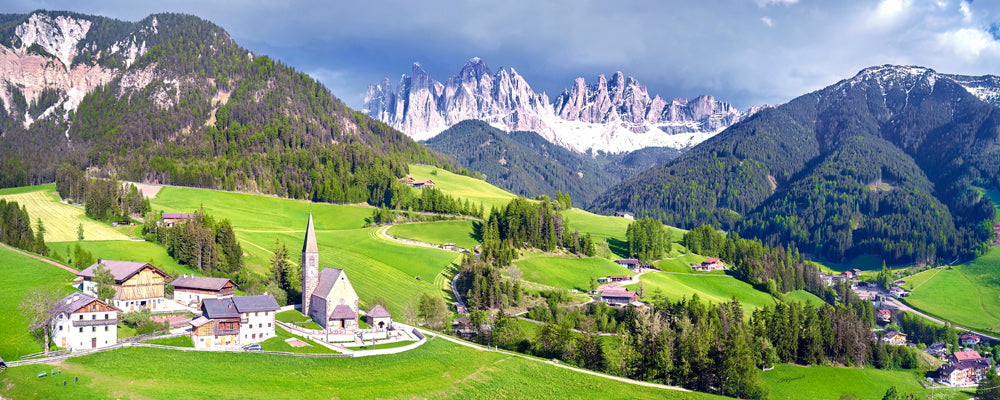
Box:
[756, 0, 798, 7]
[959, 0, 972, 23]
[875, 0, 913, 19]
[761, 16, 774, 27]
[936, 28, 1000, 60]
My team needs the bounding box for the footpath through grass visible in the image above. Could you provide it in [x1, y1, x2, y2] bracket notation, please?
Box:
[0, 245, 77, 360]
[0, 339, 722, 400]
[0, 184, 130, 242]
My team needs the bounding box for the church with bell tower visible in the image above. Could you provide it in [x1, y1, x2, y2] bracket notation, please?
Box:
[300, 213, 360, 330]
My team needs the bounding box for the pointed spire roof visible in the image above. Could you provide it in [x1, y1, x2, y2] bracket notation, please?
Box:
[303, 213, 319, 254]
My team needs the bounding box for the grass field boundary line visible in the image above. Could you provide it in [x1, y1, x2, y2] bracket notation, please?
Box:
[0, 241, 78, 274]
[909, 267, 942, 291]
[414, 328, 693, 393]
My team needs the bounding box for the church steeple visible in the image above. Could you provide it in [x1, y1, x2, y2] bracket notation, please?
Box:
[301, 213, 319, 316]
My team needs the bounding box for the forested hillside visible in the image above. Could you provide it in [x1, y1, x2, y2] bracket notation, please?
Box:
[0, 11, 457, 209]
[425, 120, 680, 206]
[591, 65, 1000, 265]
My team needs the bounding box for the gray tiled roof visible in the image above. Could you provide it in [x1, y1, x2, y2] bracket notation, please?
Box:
[367, 305, 391, 318]
[330, 304, 356, 320]
[51, 292, 101, 315]
[313, 267, 344, 300]
[232, 295, 279, 313]
[601, 290, 636, 299]
[202, 298, 240, 319]
[78, 260, 167, 284]
[170, 276, 236, 291]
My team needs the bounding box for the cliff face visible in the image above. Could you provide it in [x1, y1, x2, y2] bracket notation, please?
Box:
[365, 58, 753, 153]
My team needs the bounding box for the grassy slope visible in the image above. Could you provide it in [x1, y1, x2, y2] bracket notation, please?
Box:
[783, 290, 826, 307]
[408, 164, 517, 214]
[151, 186, 460, 317]
[761, 364, 970, 400]
[144, 336, 195, 347]
[514, 256, 632, 292]
[626, 272, 777, 314]
[901, 187, 1000, 334]
[0, 184, 130, 242]
[49, 240, 199, 277]
[259, 326, 338, 354]
[563, 208, 687, 260]
[0, 339, 721, 400]
[0, 246, 77, 360]
[386, 220, 479, 249]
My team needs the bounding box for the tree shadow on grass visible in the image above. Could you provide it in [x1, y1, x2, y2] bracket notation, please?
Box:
[471, 221, 483, 243]
[608, 238, 628, 259]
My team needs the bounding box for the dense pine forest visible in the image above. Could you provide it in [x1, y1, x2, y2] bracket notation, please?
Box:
[0, 11, 461, 211]
[591, 66, 1000, 265]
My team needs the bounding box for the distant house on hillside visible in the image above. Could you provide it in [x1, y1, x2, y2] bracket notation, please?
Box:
[818, 272, 834, 286]
[615, 259, 641, 271]
[938, 358, 992, 386]
[926, 341, 948, 359]
[614, 211, 635, 220]
[876, 309, 892, 322]
[411, 179, 434, 189]
[170, 274, 237, 306]
[161, 212, 195, 227]
[948, 350, 983, 364]
[600, 288, 638, 306]
[883, 331, 907, 345]
[693, 258, 726, 271]
[889, 286, 908, 297]
[50, 292, 118, 351]
[961, 333, 983, 346]
[397, 177, 415, 185]
[77, 260, 169, 312]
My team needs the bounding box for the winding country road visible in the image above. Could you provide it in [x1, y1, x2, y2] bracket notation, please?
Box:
[0, 241, 78, 274]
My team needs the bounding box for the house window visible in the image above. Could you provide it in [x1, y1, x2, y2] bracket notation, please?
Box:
[92, 327, 96, 332]
[105, 326, 109, 332]
[268, 323, 272, 327]
[92, 314, 96, 320]
[104, 313, 108, 319]
[79, 315, 84, 320]
[79, 327, 83, 333]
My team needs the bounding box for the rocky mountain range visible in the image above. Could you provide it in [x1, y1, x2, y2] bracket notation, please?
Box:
[364, 58, 756, 153]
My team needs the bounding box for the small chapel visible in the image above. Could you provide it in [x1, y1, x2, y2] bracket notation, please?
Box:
[301, 214, 361, 330]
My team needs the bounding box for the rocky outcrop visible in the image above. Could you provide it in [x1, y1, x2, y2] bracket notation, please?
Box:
[365, 58, 750, 153]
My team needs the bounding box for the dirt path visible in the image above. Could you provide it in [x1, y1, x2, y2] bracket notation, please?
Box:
[0, 241, 78, 274]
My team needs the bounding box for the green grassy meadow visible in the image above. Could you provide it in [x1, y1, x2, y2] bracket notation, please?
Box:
[783, 290, 826, 307]
[761, 364, 969, 400]
[386, 220, 479, 249]
[514, 255, 632, 291]
[260, 326, 338, 354]
[408, 164, 517, 213]
[903, 248, 1000, 333]
[0, 245, 77, 360]
[0, 184, 130, 242]
[0, 339, 721, 400]
[144, 335, 195, 347]
[50, 239, 199, 277]
[626, 272, 778, 314]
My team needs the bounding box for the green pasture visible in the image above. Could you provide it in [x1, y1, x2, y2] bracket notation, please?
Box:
[761, 364, 969, 400]
[0, 184, 130, 242]
[654, 254, 715, 273]
[0, 339, 721, 400]
[408, 164, 517, 213]
[514, 255, 632, 292]
[0, 245, 77, 360]
[783, 290, 826, 307]
[903, 247, 1000, 334]
[386, 220, 479, 249]
[50, 240, 198, 277]
[144, 335, 195, 348]
[260, 326, 338, 354]
[626, 271, 777, 314]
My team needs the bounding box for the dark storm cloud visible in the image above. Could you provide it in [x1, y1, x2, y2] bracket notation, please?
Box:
[3, 0, 1000, 109]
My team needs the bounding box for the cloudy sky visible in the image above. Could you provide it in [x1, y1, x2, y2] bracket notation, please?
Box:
[5, 0, 1000, 109]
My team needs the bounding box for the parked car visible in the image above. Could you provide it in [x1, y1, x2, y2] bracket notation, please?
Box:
[243, 343, 262, 351]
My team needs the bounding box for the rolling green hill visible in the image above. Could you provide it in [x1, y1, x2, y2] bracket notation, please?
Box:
[625, 271, 778, 314]
[0, 245, 77, 360]
[386, 220, 479, 249]
[0, 340, 721, 400]
[514, 256, 632, 292]
[407, 163, 517, 213]
[0, 184, 130, 242]
[761, 364, 969, 400]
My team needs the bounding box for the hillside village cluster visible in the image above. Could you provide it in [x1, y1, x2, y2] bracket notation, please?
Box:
[50, 214, 405, 354]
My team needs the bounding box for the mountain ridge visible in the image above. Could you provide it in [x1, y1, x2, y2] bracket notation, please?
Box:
[364, 58, 755, 154]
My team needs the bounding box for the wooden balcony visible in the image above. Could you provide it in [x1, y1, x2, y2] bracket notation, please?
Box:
[72, 319, 118, 327]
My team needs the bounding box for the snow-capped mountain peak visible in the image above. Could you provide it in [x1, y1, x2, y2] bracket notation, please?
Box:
[364, 58, 749, 153]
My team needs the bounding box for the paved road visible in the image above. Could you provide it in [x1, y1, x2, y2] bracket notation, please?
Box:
[0, 241, 78, 274]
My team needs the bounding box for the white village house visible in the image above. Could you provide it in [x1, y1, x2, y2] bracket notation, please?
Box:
[77, 260, 169, 312]
[190, 295, 279, 349]
[301, 214, 362, 330]
[50, 292, 118, 351]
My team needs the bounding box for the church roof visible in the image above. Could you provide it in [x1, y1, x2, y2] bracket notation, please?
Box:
[330, 304, 356, 320]
[302, 213, 319, 254]
[368, 305, 391, 318]
[313, 267, 347, 300]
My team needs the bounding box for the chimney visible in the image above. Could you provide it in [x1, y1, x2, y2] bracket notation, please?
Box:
[263, 291, 268, 296]
[183, 273, 188, 278]
[97, 258, 102, 264]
